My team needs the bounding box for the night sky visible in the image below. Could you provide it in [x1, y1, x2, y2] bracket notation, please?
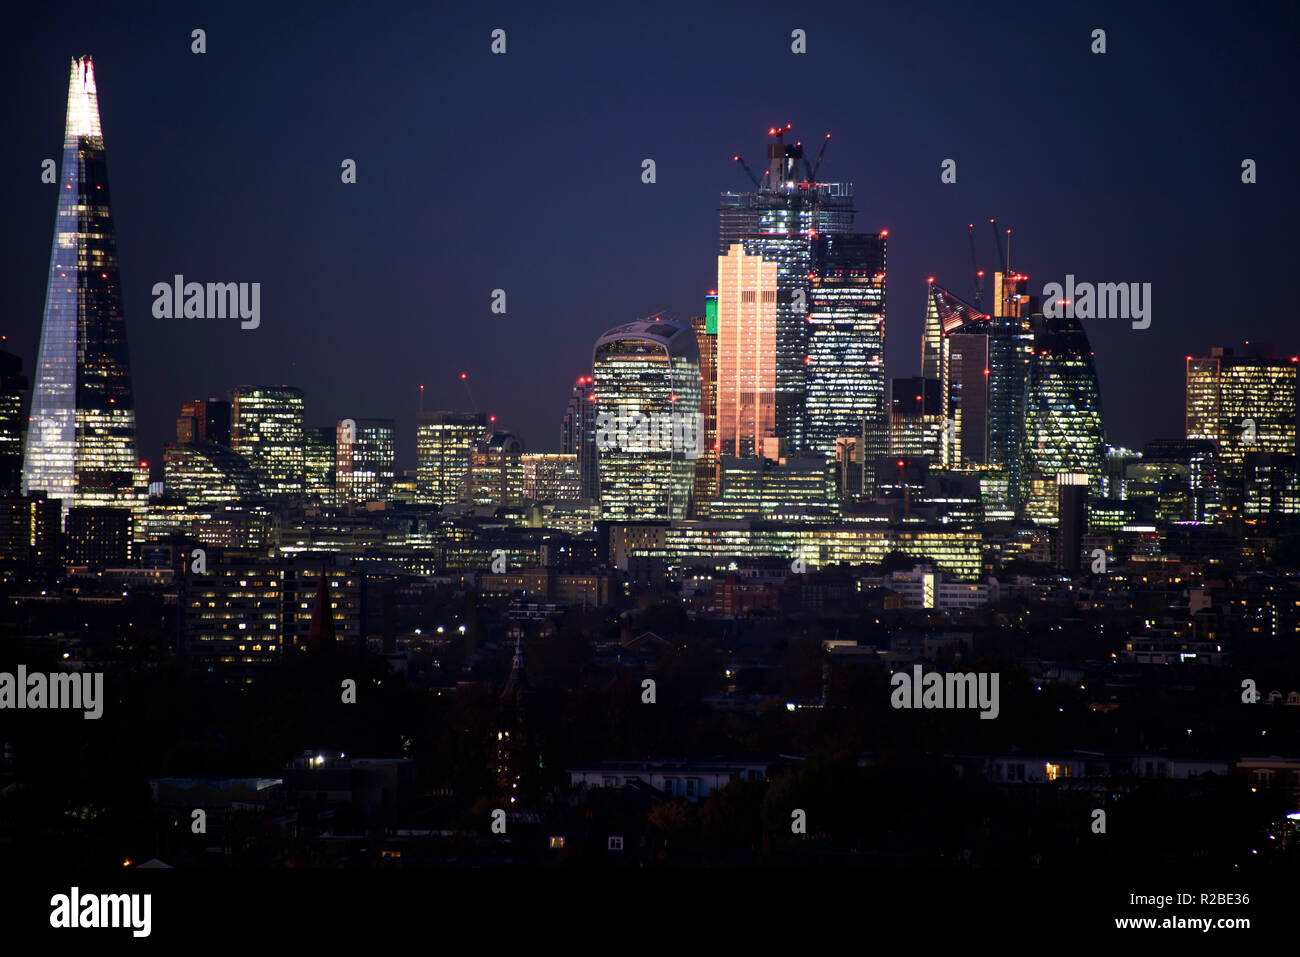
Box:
[4, 1, 1298, 473]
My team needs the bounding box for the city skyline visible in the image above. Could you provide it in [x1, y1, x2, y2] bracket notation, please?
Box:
[6, 2, 1298, 474]
[4, 5, 1300, 934]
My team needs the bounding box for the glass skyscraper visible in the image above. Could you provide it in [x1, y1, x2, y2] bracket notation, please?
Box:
[805, 233, 888, 461]
[1186, 345, 1297, 478]
[717, 246, 779, 457]
[690, 300, 720, 509]
[335, 417, 395, 504]
[231, 386, 306, 498]
[986, 272, 1035, 503]
[718, 128, 855, 453]
[593, 319, 701, 520]
[1020, 314, 1106, 515]
[925, 283, 989, 468]
[23, 58, 144, 521]
[0, 350, 29, 495]
[416, 411, 487, 506]
[560, 376, 599, 500]
[303, 425, 335, 505]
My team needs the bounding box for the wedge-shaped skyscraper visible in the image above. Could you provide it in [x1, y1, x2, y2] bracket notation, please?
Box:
[23, 58, 144, 519]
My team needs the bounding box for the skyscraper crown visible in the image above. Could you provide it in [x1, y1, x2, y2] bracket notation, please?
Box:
[65, 56, 103, 143]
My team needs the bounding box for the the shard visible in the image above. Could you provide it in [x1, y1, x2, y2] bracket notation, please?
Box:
[23, 57, 144, 519]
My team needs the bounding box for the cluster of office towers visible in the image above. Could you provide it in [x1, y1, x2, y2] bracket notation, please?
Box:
[578, 128, 1109, 525]
[15, 63, 1300, 555]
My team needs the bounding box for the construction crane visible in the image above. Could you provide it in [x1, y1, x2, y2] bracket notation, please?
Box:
[732, 154, 761, 189]
[458, 371, 478, 411]
[967, 223, 984, 306]
[803, 132, 832, 182]
[988, 218, 1009, 276]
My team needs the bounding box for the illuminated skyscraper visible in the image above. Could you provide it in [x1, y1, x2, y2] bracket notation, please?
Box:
[924, 282, 989, 468]
[805, 233, 888, 461]
[717, 246, 778, 457]
[336, 418, 395, 504]
[23, 58, 144, 521]
[416, 411, 486, 506]
[0, 351, 29, 495]
[690, 298, 720, 507]
[719, 126, 854, 452]
[163, 442, 262, 507]
[231, 386, 306, 498]
[461, 431, 523, 505]
[921, 284, 943, 384]
[986, 271, 1035, 501]
[1020, 314, 1105, 513]
[521, 453, 581, 501]
[1186, 345, 1297, 477]
[593, 319, 701, 520]
[889, 376, 944, 459]
[303, 426, 335, 505]
[560, 376, 598, 500]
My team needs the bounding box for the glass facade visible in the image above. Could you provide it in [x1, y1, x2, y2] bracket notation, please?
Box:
[521, 453, 581, 501]
[231, 386, 306, 498]
[560, 377, 599, 500]
[1020, 314, 1106, 508]
[719, 131, 855, 454]
[23, 58, 143, 522]
[709, 455, 837, 521]
[986, 273, 1034, 502]
[690, 311, 720, 508]
[943, 332, 990, 467]
[303, 425, 336, 505]
[0, 351, 29, 494]
[462, 431, 523, 505]
[889, 376, 944, 460]
[717, 246, 779, 457]
[416, 411, 487, 506]
[593, 319, 701, 521]
[805, 233, 888, 460]
[640, 521, 983, 581]
[163, 442, 263, 507]
[1186, 347, 1297, 477]
[336, 417, 395, 504]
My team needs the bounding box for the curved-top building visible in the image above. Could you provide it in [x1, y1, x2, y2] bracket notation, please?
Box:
[592, 319, 701, 520]
[1020, 314, 1105, 519]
